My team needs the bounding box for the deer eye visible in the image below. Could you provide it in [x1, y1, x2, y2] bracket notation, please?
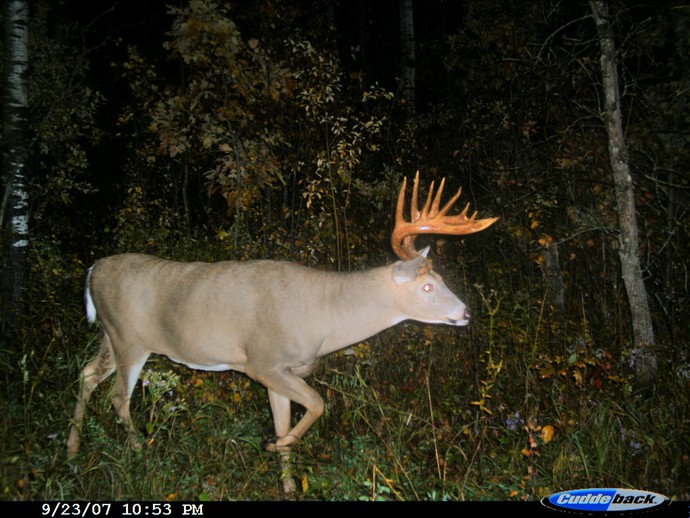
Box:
[423, 283, 433, 293]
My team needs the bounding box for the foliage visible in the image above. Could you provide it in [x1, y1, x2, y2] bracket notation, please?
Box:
[111, 0, 395, 268]
[156, 0, 289, 214]
[25, 1, 105, 252]
[3, 290, 688, 500]
[1, 0, 688, 503]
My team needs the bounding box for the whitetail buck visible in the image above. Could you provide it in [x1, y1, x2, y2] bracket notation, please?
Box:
[66, 172, 497, 494]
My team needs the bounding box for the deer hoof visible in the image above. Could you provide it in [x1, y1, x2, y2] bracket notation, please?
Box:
[266, 434, 298, 452]
[281, 475, 297, 495]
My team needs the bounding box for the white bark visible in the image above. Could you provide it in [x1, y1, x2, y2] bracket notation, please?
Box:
[2, 0, 30, 319]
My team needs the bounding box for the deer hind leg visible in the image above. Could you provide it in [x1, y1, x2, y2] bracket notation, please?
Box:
[67, 334, 116, 459]
[110, 350, 149, 452]
[67, 332, 149, 458]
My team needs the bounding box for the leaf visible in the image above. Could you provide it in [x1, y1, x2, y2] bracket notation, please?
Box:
[538, 235, 553, 247]
[540, 425, 555, 444]
[202, 135, 215, 149]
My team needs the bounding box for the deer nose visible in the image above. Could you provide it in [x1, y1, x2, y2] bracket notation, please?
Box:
[464, 308, 471, 321]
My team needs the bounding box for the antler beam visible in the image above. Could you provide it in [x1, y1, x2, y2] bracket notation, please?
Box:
[392, 171, 499, 260]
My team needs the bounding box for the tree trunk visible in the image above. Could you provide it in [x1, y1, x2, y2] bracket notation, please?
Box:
[1, 0, 30, 333]
[590, 0, 657, 384]
[542, 243, 564, 309]
[399, 0, 416, 113]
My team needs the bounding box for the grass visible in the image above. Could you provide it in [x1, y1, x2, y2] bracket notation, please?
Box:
[1, 280, 688, 501]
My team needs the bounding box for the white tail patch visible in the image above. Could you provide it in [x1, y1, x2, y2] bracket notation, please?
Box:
[84, 267, 97, 323]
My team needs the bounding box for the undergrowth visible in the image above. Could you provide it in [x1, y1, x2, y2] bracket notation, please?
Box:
[1, 270, 688, 501]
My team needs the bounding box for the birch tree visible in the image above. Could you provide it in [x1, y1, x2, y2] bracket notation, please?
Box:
[590, 0, 657, 383]
[1, 0, 30, 329]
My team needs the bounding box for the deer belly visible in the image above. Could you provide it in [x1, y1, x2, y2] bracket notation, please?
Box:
[167, 356, 247, 373]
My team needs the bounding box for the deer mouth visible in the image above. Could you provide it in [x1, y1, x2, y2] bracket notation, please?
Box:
[448, 317, 470, 326]
[448, 307, 471, 326]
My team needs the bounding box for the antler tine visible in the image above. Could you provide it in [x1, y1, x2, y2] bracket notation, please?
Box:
[395, 175, 409, 224]
[393, 175, 417, 261]
[413, 171, 456, 220]
[431, 178, 465, 219]
[392, 171, 499, 261]
[411, 172, 422, 220]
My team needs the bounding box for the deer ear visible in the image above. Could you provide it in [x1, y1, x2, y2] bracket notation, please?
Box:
[420, 246, 430, 258]
[392, 254, 431, 285]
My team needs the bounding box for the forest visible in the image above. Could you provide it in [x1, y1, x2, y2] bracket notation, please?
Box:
[1, 0, 689, 502]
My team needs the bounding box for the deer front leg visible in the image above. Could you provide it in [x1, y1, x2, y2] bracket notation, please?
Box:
[268, 390, 297, 495]
[262, 371, 324, 495]
[263, 372, 324, 450]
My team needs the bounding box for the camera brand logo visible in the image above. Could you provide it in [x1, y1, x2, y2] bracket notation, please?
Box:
[542, 488, 670, 513]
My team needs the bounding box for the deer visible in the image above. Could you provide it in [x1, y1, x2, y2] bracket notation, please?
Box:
[66, 172, 498, 494]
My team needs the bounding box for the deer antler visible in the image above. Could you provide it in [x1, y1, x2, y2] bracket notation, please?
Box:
[392, 171, 499, 260]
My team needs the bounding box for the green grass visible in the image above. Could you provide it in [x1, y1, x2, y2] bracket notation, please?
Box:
[2, 283, 688, 501]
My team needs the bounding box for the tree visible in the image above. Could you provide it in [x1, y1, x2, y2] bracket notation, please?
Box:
[115, 0, 392, 269]
[1, 0, 30, 332]
[590, 0, 656, 383]
[27, 2, 104, 249]
[399, 0, 416, 112]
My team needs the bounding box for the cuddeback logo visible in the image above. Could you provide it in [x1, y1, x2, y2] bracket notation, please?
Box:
[542, 488, 670, 513]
